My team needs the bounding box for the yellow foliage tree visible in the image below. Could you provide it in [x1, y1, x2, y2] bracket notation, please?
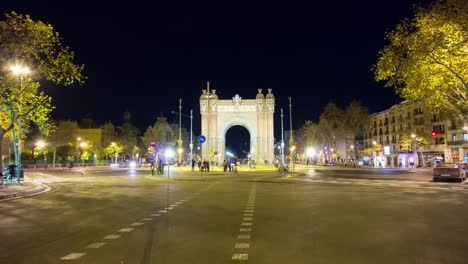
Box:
[374, 0, 467, 123]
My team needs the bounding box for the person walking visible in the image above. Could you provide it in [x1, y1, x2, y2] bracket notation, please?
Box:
[223, 160, 227, 172]
[191, 158, 196, 172]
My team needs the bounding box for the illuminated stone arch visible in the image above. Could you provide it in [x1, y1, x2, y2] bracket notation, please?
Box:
[200, 88, 275, 164]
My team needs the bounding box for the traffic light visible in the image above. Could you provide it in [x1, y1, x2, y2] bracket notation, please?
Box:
[431, 131, 437, 137]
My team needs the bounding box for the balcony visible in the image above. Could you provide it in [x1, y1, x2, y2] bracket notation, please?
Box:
[447, 140, 468, 146]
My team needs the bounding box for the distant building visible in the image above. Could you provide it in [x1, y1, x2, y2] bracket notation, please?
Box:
[77, 123, 116, 152]
[362, 100, 468, 167]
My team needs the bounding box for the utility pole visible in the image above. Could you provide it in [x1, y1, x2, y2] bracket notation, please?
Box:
[190, 109, 193, 162]
[178, 98, 183, 164]
[289, 97, 294, 174]
[281, 108, 285, 165]
[206, 81, 211, 168]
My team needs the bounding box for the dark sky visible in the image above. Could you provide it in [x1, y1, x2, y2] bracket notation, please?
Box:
[1, 0, 427, 150]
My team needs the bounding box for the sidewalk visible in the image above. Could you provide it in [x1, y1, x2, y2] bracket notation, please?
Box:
[0, 180, 49, 200]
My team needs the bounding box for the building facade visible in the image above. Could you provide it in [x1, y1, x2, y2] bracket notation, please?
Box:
[363, 100, 468, 167]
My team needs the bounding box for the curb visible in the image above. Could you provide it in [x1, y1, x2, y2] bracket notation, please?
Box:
[0, 181, 51, 201]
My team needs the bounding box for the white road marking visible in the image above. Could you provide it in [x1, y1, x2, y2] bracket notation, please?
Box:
[158, 210, 167, 213]
[172, 204, 178, 207]
[243, 217, 253, 221]
[131, 222, 144, 226]
[240, 228, 252, 232]
[61, 253, 86, 260]
[104, 235, 120, 240]
[241, 222, 253, 226]
[245, 210, 254, 213]
[151, 213, 161, 217]
[235, 242, 250, 249]
[86, 242, 106, 249]
[167, 207, 174, 210]
[237, 235, 251, 239]
[451, 187, 463, 190]
[244, 213, 254, 217]
[232, 253, 248, 260]
[118, 228, 134, 232]
[141, 218, 153, 221]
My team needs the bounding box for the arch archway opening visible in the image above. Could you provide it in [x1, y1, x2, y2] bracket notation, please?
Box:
[225, 125, 251, 162]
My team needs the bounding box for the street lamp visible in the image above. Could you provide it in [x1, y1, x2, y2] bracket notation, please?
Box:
[372, 141, 377, 167]
[10, 64, 31, 180]
[79, 141, 87, 167]
[411, 133, 417, 168]
[165, 149, 174, 177]
[280, 108, 285, 165]
[289, 144, 296, 174]
[178, 98, 183, 164]
[306, 147, 316, 165]
[289, 97, 294, 174]
[36, 140, 47, 168]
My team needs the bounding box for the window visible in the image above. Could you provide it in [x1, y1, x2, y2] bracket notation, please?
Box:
[464, 133, 468, 141]
[435, 137, 445, 145]
[452, 134, 457, 142]
[433, 124, 445, 134]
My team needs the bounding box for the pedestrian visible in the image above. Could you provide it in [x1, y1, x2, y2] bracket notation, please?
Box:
[191, 158, 196, 172]
[223, 160, 227, 172]
[198, 159, 202, 172]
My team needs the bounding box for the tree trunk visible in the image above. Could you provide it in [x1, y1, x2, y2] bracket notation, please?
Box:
[0, 130, 4, 170]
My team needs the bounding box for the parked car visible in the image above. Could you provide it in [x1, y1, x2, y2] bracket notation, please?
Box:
[433, 162, 467, 182]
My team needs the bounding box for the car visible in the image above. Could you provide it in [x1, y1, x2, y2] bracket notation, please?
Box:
[433, 162, 467, 182]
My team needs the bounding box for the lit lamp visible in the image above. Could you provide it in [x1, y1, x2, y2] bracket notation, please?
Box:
[411, 133, 417, 168]
[290, 144, 296, 174]
[165, 149, 174, 177]
[80, 141, 87, 167]
[306, 147, 316, 166]
[372, 140, 377, 167]
[10, 64, 31, 180]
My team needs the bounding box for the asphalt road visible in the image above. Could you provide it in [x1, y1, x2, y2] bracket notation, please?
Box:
[1, 167, 468, 264]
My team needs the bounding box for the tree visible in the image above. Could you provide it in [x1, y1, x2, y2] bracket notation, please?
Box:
[343, 101, 368, 158]
[398, 134, 432, 166]
[318, 102, 345, 160]
[104, 142, 123, 163]
[142, 117, 175, 148]
[48, 120, 79, 162]
[118, 122, 140, 156]
[0, 12, 85, 169]
[374, 0, 468, 123]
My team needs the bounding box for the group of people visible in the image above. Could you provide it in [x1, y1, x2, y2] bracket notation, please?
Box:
[191, 159, 210, 172]
[223, 159, 238, 172]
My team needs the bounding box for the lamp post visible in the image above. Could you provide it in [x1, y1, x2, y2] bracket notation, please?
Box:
[190, 109, 193, 162]
[178, 98, 183, 164]
[288, 97, 294, 174]
[372, 140, 377, 167]
[10, 64, 30, 180]
[306, 147, 315, 166]
[165, 149, 174, 178]
[80, 141, 87, 167]
[76, 137, 81, 162]
[36, 140, 46, 168]
[411, 133, 417, 168]
[280, 108, 285, 165]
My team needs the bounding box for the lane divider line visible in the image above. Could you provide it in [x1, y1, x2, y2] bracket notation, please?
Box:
[61, 253, 86, 260]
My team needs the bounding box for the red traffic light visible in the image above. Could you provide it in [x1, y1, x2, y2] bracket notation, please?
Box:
[431, 131, 437, 137]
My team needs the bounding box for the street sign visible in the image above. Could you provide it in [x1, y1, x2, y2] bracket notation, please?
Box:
[198, 135, 206, 144]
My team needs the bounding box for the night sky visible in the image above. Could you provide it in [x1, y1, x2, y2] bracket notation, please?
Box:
[1, 0, 428, 153]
